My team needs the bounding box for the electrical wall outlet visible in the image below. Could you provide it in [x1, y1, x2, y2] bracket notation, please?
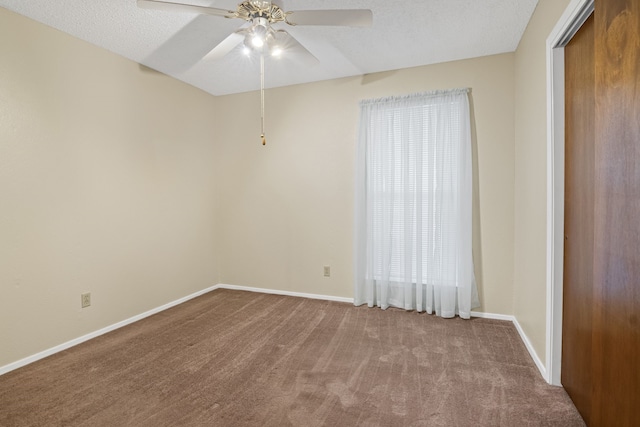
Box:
[323, 266, 331, 277]
[81, 292, 91, 308]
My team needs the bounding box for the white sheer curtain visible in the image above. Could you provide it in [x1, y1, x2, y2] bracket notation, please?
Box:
[354, 88, 479, 319]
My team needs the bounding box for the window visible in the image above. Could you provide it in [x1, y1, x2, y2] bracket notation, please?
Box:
[354, 89, 479, 319]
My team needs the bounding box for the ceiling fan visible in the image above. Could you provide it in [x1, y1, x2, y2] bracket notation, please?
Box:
[138, 0, 372, 61]
[137, 0, 373, 144]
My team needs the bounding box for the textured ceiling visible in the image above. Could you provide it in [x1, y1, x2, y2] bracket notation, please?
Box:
[0, 0, 539, 96]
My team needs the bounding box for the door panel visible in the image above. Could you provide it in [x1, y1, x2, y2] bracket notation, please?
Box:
[562, 13, 595, 425]
[591, 0, 640, 424]
[563, 1, 640, 425]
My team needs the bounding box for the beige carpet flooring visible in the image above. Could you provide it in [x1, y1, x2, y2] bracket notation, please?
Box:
[0, 289, 584, 426]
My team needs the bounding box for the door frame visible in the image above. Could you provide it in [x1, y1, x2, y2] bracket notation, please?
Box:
[545, 0, 594, 386]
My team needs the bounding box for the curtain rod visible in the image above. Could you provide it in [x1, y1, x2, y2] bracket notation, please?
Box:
[360, 87, 470, 106]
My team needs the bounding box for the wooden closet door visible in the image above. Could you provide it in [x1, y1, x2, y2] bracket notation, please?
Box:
[562, 13, 595, 425]
[591, 0, 640, 424]
[563, 1, 640, 425]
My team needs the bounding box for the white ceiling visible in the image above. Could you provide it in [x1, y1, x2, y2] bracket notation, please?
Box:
[0, 0, 539, 96]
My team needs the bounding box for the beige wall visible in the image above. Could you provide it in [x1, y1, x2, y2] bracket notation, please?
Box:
[216, 54, 517, 316]
[0, 8, 220, 367]
[2, 7, 521, 369]
[513, 0, 572, 365]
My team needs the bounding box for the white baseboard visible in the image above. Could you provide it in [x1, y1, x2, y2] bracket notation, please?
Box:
[0, 284, 219, 376]
[213, 283, 354, 303]
[1, 283, 548, 383]
[471, 310, 547, 380]
[512, 317, 548, 380]
[470, 311, 514, 321]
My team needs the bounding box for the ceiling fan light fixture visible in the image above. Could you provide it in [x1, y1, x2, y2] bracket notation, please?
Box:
[251, 34, 264, 48]
[242, 18, 273, 53]
[252, 18, 268, 44]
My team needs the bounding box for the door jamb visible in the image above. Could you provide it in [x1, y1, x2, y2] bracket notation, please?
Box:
[545, 0, 594, 386]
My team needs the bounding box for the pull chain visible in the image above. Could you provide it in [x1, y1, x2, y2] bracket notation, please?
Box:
[260, 54, 266, 146]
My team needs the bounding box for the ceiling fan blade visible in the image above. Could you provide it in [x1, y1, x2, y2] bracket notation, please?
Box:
[143, 15, 229, 73]
[204, 28, 248, 61]
[285, 9, 373, 27]
[137, 0, 234, 17]
[272, 30, 318, 64]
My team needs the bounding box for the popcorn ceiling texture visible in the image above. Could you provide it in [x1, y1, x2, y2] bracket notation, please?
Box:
[0, 0, 537, 95]
[0, 0, 538, 95]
